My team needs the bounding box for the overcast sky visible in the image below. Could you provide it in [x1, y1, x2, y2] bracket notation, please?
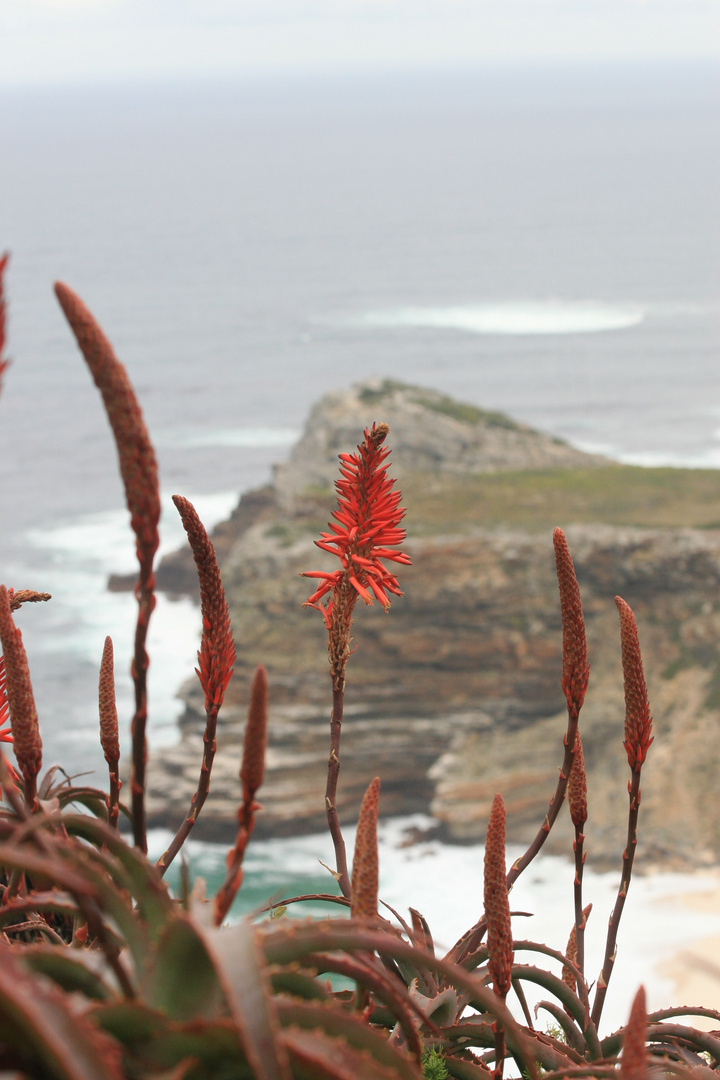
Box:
[1, 0, 719, 87]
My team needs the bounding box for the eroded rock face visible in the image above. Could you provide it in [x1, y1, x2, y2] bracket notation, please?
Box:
[144, 381, 720, 870]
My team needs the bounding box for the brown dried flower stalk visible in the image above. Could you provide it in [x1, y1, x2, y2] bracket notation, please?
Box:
[157, 497, 237, 874]
[615, 597, 654, 771]
[7, 590, 52, 612]
[98, 636, 121, 830]
[0, 585, 42, 807]
[484, 793, 513, 1080]
[620, 986, 648, 1080]
[484, 793, 513, 998]
[567, 732, 587, 828]
[553, 527, 589, 719]
[351, 777, 380, 920]
[54, 282, 160, 853]
[592, 598, 653, 1029]
[214, 665, 268, 925]
[240, 663, 268, 805]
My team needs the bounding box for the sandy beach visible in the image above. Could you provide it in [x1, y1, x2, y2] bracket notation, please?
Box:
[656, 873, 720, 1024]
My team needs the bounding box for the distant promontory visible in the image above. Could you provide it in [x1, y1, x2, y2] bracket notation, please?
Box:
[143, 380, 720, 870]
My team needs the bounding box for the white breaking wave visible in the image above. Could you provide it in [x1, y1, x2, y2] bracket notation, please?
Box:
[155, 427, 300, 450]
[359, 301, 645, 336]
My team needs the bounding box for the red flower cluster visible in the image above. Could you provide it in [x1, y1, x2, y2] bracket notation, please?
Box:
[304, 423, 410, 630]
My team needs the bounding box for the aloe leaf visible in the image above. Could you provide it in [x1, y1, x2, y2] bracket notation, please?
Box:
[95, 1003, 253, 1078]
[141, 914, 230, 1021]
[270, 969, 332, 1001]
[283, 1027, 421, 1080]
[61, 813, 172, 937]
[260, 923, 536, 1080]
[0, 942, 124, 1080]
[207, 918, 292, 1080]
[444, 1057, 495, 1080]
[276, 999, 419, 1079]
[22, 946, 114, 1001]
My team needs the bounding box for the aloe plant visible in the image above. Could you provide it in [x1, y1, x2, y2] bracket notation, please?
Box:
[0, 255, 717, 1078]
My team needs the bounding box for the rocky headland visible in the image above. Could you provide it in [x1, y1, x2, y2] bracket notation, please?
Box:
[143, 380, 720, 870]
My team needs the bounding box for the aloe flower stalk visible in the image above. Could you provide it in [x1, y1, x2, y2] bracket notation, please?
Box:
[98, 636, 121, 830]
[506, 529, 589, 893]
[303, 423, 409, 898]
[351, 777, 380, 920]
[592, 598, 653, 1030]
[568, 733, 588, 979]
[484, 793, 513, 1079]
[214, 665, 268, 925]
[0, 586, 42, 807]
[55, 282, 160, 854]
[157, 496, 236, 875]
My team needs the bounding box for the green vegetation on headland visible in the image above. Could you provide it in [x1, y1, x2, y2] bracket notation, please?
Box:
[402, 464, 720, 535]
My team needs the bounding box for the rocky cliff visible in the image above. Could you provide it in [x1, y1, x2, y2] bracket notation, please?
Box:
[144, 380, 720, 870]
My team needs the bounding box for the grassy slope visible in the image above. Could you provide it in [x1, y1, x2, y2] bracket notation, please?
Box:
[401, 465, 720, 535]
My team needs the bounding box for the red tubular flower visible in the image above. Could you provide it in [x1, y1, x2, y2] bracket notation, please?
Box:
[615, 597, 653, 772]
[303, 423, 410, 686]
[553, 528, 589, 718]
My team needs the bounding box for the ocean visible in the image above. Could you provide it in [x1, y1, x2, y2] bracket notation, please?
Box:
[1, 62, 719, 1028]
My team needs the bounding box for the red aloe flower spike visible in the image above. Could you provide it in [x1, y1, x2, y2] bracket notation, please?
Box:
[302, 422, 410, 689]
[484, 794, 513, 998]
[214, 665, 268, 925]
[351, 777, 380, 920]
[553, 528, 589, 719]
[157, 498, 237, 875]
[302, 424, 409, 900]
[0, 586, 42, 807]
[620, 986, 648, 1080]
[615, 597, 654, 771]
[567, 732, 587, 828]
[99, 636, 121, 830]
[54, 282, 160, 853]
[0, 253, 10, 397]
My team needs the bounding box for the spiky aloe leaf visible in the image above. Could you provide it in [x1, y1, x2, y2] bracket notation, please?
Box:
[206, 918, 292, 1080]
[22, 946, 114, 1001]
[276, 999, 420, 1079]
[94, 1003, 252, 1079]
[0, 941, 123, 1080]
[141, 915, 232, 1021]
[283, 1026, 420, 1080]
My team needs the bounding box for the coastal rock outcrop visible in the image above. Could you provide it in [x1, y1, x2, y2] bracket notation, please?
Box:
[144, 380, 720, 869]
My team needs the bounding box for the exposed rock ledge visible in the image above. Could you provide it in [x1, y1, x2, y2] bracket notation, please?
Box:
[143, 380, 720, 870]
